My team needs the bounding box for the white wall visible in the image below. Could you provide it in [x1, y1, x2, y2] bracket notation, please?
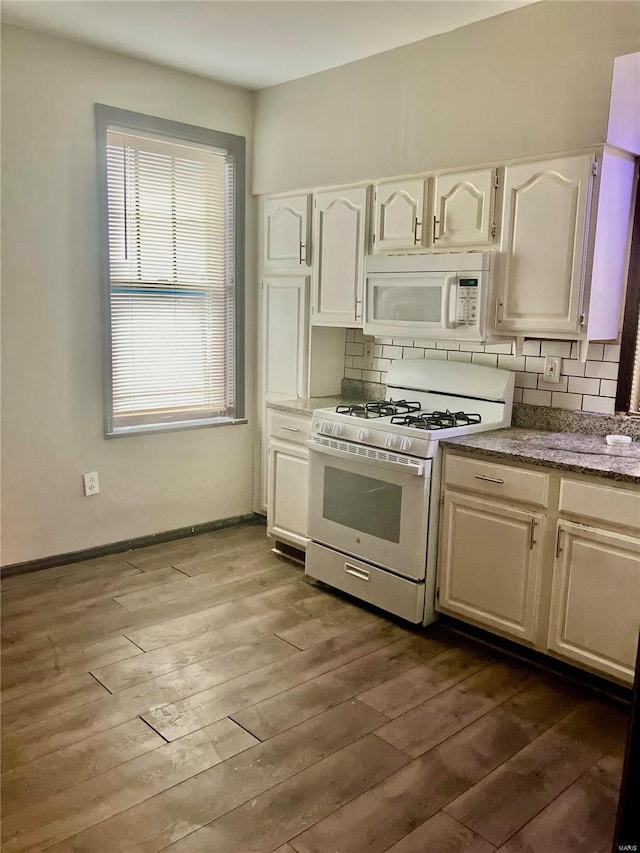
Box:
[1, 25, 256, 565]
[254, 0, 640, 194]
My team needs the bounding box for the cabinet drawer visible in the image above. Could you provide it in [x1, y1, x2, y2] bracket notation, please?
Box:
[559, 479, 640, 532]
[269, 411, 311, 446]
[305, 542, 425, 624]
[445, 454, 550, 508]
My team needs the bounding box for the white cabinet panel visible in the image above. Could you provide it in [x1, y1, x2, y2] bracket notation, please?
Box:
[263, 276, 308, 400]
[432, 169, 496, 248]
[495, 154, 594, 334]
[439, 491, 543, 641]
[373, 179, 426, 252]
[312, 186, 368, 327]
[268, 439, 309, 549]
[548, 522, 640, 683]
[263, 194, 310, 268]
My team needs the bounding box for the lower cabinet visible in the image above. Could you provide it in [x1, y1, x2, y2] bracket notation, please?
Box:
[439, 491, 544, 642]
[438, 450, 640, 685]
[266, 410, 311, 551]
[548, 521, 640, 683]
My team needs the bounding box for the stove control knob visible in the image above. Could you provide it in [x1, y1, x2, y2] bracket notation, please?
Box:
[400, 437, 412, 452]
[385, 434, 398, 449]
[318, 420, 328, 433]
[357, 428, 369, 443]
[332, 422, 343, 437]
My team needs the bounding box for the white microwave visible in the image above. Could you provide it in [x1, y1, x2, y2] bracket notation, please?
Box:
[364, 252, 495, 342]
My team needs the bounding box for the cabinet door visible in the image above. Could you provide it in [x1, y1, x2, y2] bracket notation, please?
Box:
[312, 186, 368, 327]
[267, 440, 309, 549]
[548, 521, 640, 683]
[373, 179, 426, 252]
[263, 194, 310, 268]
[263, 276, 309, 400]
[438, 491, 544, 641]
[495, 154, 594, 334]
[432, 169, 496, 248]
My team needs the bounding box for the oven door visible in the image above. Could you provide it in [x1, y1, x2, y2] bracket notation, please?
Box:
[307, 438, 431, 580]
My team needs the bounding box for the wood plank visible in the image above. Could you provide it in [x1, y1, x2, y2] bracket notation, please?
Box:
[1, 635, 142, 694]
[358, 643, 494, 719]
[0, 551, 137, 591]
[1, 564, 178, 616]
[48, 573, 321, 652]
[496, 754, 623, 853]
[113, 550, 288, 612]
[1, 718, 257, 853]
[173, 536, 281, 578]
[1, 598, 133, 647]
[1, 718, 164, 816]
[444, 699, 626, 846]
[125, 527, 265, 571]
[0, 634, 297, 771]
[230, 633, 448, 740]
[384, 812, 495, 853]
[141, 621, 410, 741]
[376, 660, 536, 757]
[47, 700, 390, 852]
[162, 734, 410, 852]
[91, 593, 342, 693]
[274, 601, 382, 649]
[289, 679, 584, 853]
[1, 673, 109, 733]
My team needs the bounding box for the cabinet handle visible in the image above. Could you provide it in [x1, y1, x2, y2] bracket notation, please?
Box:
[494, 299, 503, 326]
[555, 528, 564, 558]
[280, 426, 300, 433]
[432, 215, 440, 242]
[355, 297, 363, 320]
[474, 475, 504, 485]
[299, 242, 306, 264]
[413, 217, 422, 245]
[529, 518, 537, 550]
[344, 563, 370, 582]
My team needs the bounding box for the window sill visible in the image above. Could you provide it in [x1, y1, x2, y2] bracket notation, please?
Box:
[105, 416, 248, 439]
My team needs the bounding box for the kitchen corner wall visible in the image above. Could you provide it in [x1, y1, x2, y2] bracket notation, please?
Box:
[344, 331, 621, 415]
[1, 25, 256, 565]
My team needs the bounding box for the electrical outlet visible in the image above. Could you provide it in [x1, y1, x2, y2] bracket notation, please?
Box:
[543, 356, 562, 384]
[83, 471, 100, 496]
[363, 343, 373, 364]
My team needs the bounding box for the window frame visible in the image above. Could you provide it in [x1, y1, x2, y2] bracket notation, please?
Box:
[95, 104, 246, 438]
[615, 172, 640, 414]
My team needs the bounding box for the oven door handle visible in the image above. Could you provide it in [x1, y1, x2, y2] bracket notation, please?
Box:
[307, 437, 427, 476]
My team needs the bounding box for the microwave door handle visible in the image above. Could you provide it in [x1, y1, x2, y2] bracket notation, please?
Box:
[442, 276, 457, 329]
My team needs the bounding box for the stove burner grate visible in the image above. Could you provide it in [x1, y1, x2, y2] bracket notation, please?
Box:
[390, 409, 482, 430]
[336, 399, 422, 419]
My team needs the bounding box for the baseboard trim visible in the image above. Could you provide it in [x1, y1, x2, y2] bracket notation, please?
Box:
[1, 513, 264, 579]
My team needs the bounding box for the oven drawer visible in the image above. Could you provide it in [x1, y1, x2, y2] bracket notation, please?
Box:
[444, 453, 550, 508]
[306, 542, 425, 623]
[269, 411, 311, 446]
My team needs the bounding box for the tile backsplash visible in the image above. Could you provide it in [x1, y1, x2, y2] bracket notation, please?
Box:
[344, 329, 621, 415]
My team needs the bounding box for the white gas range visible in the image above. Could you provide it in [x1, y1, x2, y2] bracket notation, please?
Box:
[305, 359, 514, 625]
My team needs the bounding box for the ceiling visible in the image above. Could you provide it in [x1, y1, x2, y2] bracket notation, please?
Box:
[1, 0, 536, 90]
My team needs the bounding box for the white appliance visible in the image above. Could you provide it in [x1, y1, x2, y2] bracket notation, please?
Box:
[364, 251, 495, 342]
[306, 359, 514, 625]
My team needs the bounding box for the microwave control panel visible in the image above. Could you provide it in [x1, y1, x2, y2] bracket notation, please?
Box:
[457, 278, 479, 326]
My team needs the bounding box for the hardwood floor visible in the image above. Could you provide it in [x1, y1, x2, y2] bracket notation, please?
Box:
[1, 520, 629, 852]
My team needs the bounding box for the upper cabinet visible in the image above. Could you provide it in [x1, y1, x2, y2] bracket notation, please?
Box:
[494, 154, 594, 336]
[372, 179, 427, 252]
[493, 148, 636, 346]
[312, 186, 369, 327]
[263, 193, 310, 268]
[432, 168, 498, 249]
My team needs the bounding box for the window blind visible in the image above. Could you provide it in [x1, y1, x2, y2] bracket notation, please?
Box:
[105, 128, 235, 429]
[629, 312, 640, 413]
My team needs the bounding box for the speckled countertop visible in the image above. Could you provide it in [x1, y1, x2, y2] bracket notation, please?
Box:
[267, 396, 362, 417]
[441, 428, 640, 484]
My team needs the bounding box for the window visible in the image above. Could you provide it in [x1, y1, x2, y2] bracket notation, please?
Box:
[615, 175, 640, 414]
[96, 105, 245, 436]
